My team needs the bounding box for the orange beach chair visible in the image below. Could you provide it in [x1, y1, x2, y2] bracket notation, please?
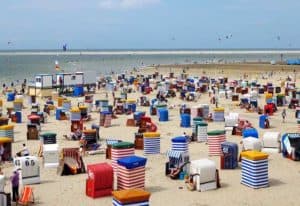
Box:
[17, 186, 35, 206]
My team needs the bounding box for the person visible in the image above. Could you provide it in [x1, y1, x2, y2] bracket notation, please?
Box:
[79, 145, 85, 156]
[0, 144, 4, 164]
[183, 132, 191, 142]
[244, 120, 251, 129]
[22, 144, 29, 156]
[169, 161, 189, 179]
[10, 169, 19, 202]
[74, 128, 82, 140]
[169, 165, 182, 179]
[79, 138, 87, 156]
[211, 96, 215, 104]
[0, 168, 5, 194]
[264, 118, 270, 128]
[21, 87, 25, 94]
[282, 109, 286, 123]
[63, 128, 82, 141]
[17, 144, 29, 157]
[208, 113, 213, 121]
[186, 174, 199, 191]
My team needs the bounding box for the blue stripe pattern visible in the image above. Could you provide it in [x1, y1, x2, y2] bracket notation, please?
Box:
[241, 158, 268, 189]
[144, 138, 160, 155]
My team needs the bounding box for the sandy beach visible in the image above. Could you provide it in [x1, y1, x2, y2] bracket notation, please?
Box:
[1, 63, 300, 206]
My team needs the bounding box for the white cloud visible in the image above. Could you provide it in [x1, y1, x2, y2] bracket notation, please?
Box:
[99, 0, 160, 10]
[99, 0, 116, 9]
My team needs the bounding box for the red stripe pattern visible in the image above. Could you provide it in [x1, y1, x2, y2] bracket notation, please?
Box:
[117, 165, 145, 190]
[207, 134, 226, 156]
[111, 148, 135, 172]
[104, 114, 112, 127]
[63, 148, 82, 168]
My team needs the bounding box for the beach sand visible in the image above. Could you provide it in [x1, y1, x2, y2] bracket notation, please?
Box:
[1, 63, 300, 206]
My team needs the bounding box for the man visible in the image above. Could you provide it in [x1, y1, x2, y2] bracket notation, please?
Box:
[21, 144, 30, 156]
[282, 109, 287, 123]
[215, 96, 219, 108]
[10, 170, 19, 202]
[17, 144, 30, 157]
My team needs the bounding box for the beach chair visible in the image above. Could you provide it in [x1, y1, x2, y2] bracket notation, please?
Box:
[17, 186, 34, 206]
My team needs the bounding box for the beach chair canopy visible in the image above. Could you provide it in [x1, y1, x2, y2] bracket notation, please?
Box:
[166, 150, 189, 165]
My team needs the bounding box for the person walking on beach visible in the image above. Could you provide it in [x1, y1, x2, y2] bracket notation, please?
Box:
[215, 96, 219, 108]
[10, 169, 19, 202]
[282, 109, 287, 123]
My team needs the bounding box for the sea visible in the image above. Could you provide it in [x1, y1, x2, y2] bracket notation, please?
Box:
[0, 49, 300, 85]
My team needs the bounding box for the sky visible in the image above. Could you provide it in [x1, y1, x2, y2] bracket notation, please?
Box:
[1, 0, 300, 50]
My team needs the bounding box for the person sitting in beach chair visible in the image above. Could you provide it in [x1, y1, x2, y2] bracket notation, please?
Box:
[63, 129, 82, 141]
[169, 162, 190, 180]
[257, 106, 263, 114]
[207, 113, 213, 122]
[16, 144, 30, 157]
[264, 118, 270, 129]
[183, 132, 192, 143]
[79, 134, 100, 152]
[169, 166, 183, 179]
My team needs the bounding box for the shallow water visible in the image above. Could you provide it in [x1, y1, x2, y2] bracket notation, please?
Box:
[0, 49, 299, 84]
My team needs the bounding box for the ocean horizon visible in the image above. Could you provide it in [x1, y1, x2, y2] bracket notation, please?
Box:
[1, 48, 300, 56]
[0, 48, 299, 84]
